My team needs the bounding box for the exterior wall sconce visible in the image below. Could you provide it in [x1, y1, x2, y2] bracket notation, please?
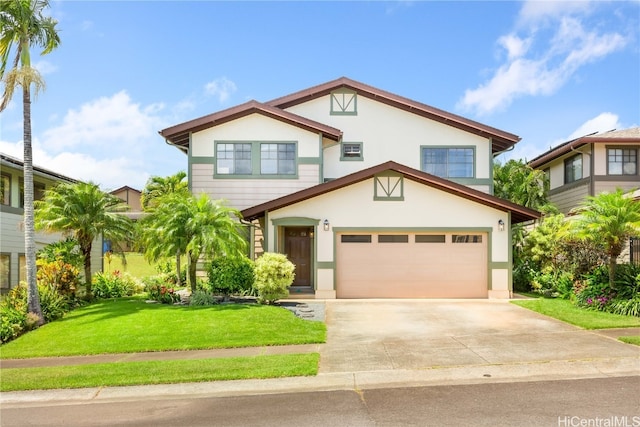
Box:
[323, 219, 330, 231]
[498, 219, 505, 231]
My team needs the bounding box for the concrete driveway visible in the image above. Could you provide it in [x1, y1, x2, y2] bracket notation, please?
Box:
[319, 300, 640, 373]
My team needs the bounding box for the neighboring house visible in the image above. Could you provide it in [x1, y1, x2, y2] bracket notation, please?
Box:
[109, 185, 144, 252]
[0, 153, 103, 292]
[160, 77, 539, 299]
[528, 127, 640, 214]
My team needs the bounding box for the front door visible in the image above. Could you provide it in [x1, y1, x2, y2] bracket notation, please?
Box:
[285, 227, 312, 287]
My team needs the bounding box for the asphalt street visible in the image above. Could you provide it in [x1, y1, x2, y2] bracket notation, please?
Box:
[2, 376, 639, 427]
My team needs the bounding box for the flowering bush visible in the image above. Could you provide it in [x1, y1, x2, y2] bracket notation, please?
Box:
[36, 259, 81, 298]
[92, 270, 142, 299]
[143, 276, 181, 304]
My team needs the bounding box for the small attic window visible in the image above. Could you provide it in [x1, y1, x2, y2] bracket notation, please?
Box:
[330, 90, 357, 115]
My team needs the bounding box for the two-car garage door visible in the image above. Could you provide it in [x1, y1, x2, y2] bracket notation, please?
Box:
[336, 232, 488, 298]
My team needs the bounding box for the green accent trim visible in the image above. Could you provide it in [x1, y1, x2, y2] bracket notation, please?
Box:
[187, 135, 193, 192]
[490, 262, 510, 269]
[488, 140, 494, 195]
[420, 145, 476, 179]
[298, 157, 321, 165]
[318, 134, 324, 183]
[213, 141, 299, 179]
[271, 217, 320, 226]
[594, 174, 640, 182]
[373, 172, 404, 201]
[340, 141, 364, 161]
[330, 90, 357, 116]
[190, 157, 216, 164]
[447, 178, 492, 186]
[507, 212, 513, 293]
[317, 261, 335, 269]
[0, 204, 23, 215]
[264, 210, 270, 252]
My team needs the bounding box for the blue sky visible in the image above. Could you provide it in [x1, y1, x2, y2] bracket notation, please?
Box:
[1, 0, 638, 191]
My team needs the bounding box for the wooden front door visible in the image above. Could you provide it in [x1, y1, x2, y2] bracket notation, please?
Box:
[285, 227, 312, 287]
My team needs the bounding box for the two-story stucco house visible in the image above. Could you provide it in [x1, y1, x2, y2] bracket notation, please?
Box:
[0, 153, 102, 292]
[160, 77, 539, 299]
[528, 128, 640, 214]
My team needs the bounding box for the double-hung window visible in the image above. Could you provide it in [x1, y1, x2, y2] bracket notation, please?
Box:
[260, 143, 295, 175]
[421, 147, 474, 178]
[216, 143, 252, 175]
[608, 148, 637, 175]
[564, 154, 582, 184]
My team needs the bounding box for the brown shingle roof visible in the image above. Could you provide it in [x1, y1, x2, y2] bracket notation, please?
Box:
[529, 127, 640, 169]
[241, 161, 540, 224]
[160, 100, 342, 148]
[267, 77, 521, 154]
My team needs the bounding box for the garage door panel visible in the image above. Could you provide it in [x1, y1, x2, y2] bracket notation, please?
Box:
[337, 233, 487, 298]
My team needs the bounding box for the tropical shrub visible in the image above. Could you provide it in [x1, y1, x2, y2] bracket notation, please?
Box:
[36, 259, 81, 298]
[143, 276, 181, 304]
[92, 271, 142, 299]
[531, 270, 574, 299]
[607, 295, 640, 317]
[189, 290, 218, 306]
[155, 259, 186, 286]
[208, 256, 255, 301]
[37, 238, 84, 269]
[253, 252, 295, 304]
[37, 284, 69, 322]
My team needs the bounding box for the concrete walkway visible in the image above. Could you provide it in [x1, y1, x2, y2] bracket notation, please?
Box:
[1, 300, 639, 405]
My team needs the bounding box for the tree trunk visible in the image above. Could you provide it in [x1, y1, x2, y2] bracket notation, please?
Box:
[188, 252, 197, 293]
[82, 241, 93, 299]
[23, 85, 43, 325]
[175, 250, 181, 286]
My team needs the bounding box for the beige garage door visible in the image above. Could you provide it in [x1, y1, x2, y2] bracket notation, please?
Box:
[336, 232, 488, 298]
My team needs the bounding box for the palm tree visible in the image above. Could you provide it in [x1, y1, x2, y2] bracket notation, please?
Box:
[34, 182, 134, 299]
[140, 171, 189, 282]
[571, 189, 640, 290]
[1, 0, 60, 323]
[139, 193, 247, 292]
[140, 171, 188, 211]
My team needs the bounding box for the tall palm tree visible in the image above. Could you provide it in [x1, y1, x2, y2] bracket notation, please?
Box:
[140, 171, 189, 282]
[1, 0, 60, 323]
[571, 189, 640, 290]
[140, 171, 188, 211]
[35, 182, 134, 299]
[139, 193, 247, 292]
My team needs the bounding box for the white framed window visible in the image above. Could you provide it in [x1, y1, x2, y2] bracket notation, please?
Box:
[422, 147, 474, 178]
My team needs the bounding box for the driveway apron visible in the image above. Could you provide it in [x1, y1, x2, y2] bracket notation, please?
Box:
[318, 300, 640, 373]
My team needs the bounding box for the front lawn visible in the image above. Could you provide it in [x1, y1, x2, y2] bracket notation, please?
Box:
[1, 296, 326, 358]
[0, 353, 319, 392]
[511, 297, 640, 329]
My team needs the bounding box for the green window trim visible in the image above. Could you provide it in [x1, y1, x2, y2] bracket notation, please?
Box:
[607, 147, 638, 176]
[340, 141, 364, 161]
[330, 90, 357, 116]
[373, 172, 404, 201]
[213, 141, 299, 179]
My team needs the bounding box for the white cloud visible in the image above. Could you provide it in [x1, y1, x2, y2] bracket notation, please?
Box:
[42, 91, 165, 151]
[458, 2, 629, 116]
[204, 77, 237, 104]
[565, 112, 622, 140]
[518, 1, 593, 27]
[33, 60, 57, 75]
[81, 20, 94, 31]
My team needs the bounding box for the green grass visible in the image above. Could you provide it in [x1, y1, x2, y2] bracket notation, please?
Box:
[104, 252, 158, 278]
[511, 298, 640, 329]
[0, 296, 326, 358]
[0, 353, 319, 391]
[619, 336, 640, 346]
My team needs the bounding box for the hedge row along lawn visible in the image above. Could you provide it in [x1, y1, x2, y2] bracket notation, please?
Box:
[0, 353, 319, 392]
[511, 297, 640, 331]
[1, 296, 326, 358]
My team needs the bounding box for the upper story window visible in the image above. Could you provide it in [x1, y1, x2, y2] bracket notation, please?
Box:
[341, 142, 363, 161]
[608, 148, 637, 175]
[19, 179, 46, 208]
[216, 143, 252, 175]
[261, 143, 295, 175]
[421, 147, 474, 178]
[564, 154, 582, 184]
[1, 173, 10, 205]
[330, 90, 357, 115]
